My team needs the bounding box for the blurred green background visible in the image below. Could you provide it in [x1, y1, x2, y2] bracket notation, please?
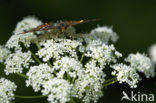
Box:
[0, 0, 156, 103]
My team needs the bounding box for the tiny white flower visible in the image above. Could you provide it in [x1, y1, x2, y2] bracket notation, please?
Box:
[0, 78, 17, 103]
[4, 50, 34, 75]
[125, 52, 155, 78]
[0, 45, 10, 62]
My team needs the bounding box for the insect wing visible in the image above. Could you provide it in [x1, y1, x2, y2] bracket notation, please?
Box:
[66, 18, 101, 26]
[22, 22, 55, 34]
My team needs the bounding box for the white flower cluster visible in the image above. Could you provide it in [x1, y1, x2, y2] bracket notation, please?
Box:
[125, 52, 155, 78]
[26, 63, 54, 92]
[112, 52, 155, 88]
[74, 60, 106, 103]
[4, 50, 34, 75]
[53, 57, 83, 79]
[84, 27, 122, 68]
[6, 16, 43, 49]
[148, 44, 156, 65]
[37, 39, 82, 61]
[13, 16, 42, 34]
[41, 78, 73, 103]
[0, 45, 10, 62]
[112, 64, 140, 88]
[0, 78, 17, 103]
[88, 26, 119, 44]
[2, 16, 121, 103]
[85, 43, 122, 67]
[30, 25, 121, 103]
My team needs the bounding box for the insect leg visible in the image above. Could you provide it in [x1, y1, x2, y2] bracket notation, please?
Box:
[61, 26, 66, 33]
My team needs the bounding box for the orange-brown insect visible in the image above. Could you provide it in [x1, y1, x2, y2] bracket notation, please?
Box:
[21, 19, 100, 34]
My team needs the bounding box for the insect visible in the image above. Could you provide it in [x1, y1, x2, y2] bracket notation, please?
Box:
[21, 19, 100, 34]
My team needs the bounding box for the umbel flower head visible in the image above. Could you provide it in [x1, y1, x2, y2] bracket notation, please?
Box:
[112, 52, 155, 88]
[0, 16, 155, 103]
[0, 78, 17, 103]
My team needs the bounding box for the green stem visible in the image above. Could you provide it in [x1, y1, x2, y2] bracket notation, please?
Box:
[71, 77, 75, 83]
[70, 97, 74, 103]
[35, 41, 42, 49]
[15, 95, 47, 99]
[80, 54, 84, 63]
[67, 73, 71, 82]
[47, 61, 53, 68]
[16, 73, 28, 79]
[25, 46, 42, 64]
[103, 77, 117, 84]
[103, 78, 118, 87]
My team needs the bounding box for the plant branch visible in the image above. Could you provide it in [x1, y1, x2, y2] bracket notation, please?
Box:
[15, 95, 47, 99]
[103, 77, 117, 84]
[70, 97, 74, 103]
[103, 77, 118, 87]
[16, 73, 28, 79]
[25, 45, 42, 64]
[80, 54, 84, 63]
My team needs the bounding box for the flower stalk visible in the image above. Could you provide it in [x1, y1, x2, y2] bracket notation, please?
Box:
[103, 78, 118, 87]
[25, 45, 42, 64]
[15, 95, 47, 99]
[16, 73, 28, 79]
